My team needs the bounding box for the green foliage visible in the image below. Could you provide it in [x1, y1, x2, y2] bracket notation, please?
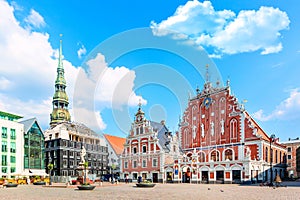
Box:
[83, 161, 88, 168]
[111, 163, 116, 170]
[47, 163, 54, 170]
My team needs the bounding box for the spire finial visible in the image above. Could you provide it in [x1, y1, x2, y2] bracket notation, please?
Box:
[58, 34, 63, 69]
[205, 64, 209, 83]
[196, 85, 200, 94]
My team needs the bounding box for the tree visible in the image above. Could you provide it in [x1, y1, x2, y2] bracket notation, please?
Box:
[47, 163, 54, 185]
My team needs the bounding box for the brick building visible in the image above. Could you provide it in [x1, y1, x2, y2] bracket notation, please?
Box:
[176, 75, 287, 184]
[281, 138, 300, 178]
[120, 104, 181, 183]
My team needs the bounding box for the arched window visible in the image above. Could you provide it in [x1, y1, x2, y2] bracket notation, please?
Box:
[136, 127, 139, 135]
[265, 147, 268, 162]
[198, 152, 205, 162]
[133, 147, 137, 154]
[184, 129, 189, 148]
[230, 119, 238, 138]
[210, 150, 219, 162]
[142, 145, 147, 153]
[270, 148, 273, 163]
[187, 153, 192, 161]
[224, 149, 233, 161]
[280, 152, 282, 163]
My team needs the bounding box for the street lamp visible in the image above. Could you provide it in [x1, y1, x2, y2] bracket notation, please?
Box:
[269, 134, 276, 186]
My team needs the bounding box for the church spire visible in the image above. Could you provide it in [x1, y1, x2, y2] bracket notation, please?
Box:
[50, 35, 71, 127]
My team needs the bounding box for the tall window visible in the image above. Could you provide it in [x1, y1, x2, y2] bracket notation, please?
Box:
[152, 158, 158, 167]
[270, 148, 273, 163]
[10, 142, 16, 153]
[133, 160, 137, 168]
[142, 145, 147, 153]
[124, 161, 128, 169]
[133, 147, 137, 154]
[230, 119, 238, 138]
[142, 160, 147, 168]
[2, 127, 7, 138]
[275, 150, 278, 163]
[280, 152, 282, 163]
[2, 141, 7, 152]
[10, 156, 16, 163]
[265, 147, 268, 162]
[10, 129, 16, 140]
[136, 128, 139, 135]
[184, 129, 189, 148]
[140, 126, 144, 134]
[2, 155, 7, 165]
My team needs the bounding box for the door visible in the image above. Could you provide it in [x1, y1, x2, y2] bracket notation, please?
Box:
[202, 171, 208, 183]
[232, 170, 241, 184]
[152, 173, 158, 183]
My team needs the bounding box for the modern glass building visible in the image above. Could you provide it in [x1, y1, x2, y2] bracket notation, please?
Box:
[20, 118, 45, 175]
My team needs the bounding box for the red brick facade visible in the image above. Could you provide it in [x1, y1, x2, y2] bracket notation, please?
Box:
[176, 80, 287, 183]
[120, 105, 180, 183]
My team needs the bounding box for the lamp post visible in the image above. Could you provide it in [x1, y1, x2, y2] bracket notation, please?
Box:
[269, 134, 276, 186]
[47, 157, 53, 186]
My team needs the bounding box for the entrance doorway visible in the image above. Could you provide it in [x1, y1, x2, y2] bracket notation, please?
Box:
[201, 171, 208, 183]
[183, 168, 191, 183]
[152, 173, 158, 183]
[216, 171, 224, 183]
[166, 172, 173, 183]
[232, 170, 241, 184]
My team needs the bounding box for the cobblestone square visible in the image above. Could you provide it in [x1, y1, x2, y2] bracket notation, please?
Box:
[1, 182, 300, 200]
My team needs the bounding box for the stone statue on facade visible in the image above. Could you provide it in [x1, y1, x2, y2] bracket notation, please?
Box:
[220, 119, 224, 135]
[80, 146, 86, 164]
[210, 121, 214, 136]
[192, 125, 197, 139]
[245, 146, 251, 159]
[201, 123, 205, 138]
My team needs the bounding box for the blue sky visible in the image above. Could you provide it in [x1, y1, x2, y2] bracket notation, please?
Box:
[0, 0, 299, 142]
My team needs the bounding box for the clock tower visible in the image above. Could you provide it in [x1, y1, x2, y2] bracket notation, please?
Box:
[50, 37, 71, 127]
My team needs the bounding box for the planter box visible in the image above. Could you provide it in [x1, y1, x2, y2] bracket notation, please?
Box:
[5, 183, 18, 188]
[77, 185, 96, 190]
[33, 181, 46, 185]
[136, 183, 156, 188]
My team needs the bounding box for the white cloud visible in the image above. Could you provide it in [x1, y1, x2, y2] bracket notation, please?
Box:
[24, 9, 46, 29]
[151, 0, 290, 56]
[0, 76, 12, 90]
[253, 88, 300, 121]
[77, 43, 86, 59]
[70, 107, 106, 131]
[0, 0, 146, 131]
[73, 53, 147, 110]
[0, 94, 52, 129]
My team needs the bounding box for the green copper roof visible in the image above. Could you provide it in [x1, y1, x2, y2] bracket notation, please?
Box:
[0, 110, 23, 121]
[50, 37, 71, 126]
